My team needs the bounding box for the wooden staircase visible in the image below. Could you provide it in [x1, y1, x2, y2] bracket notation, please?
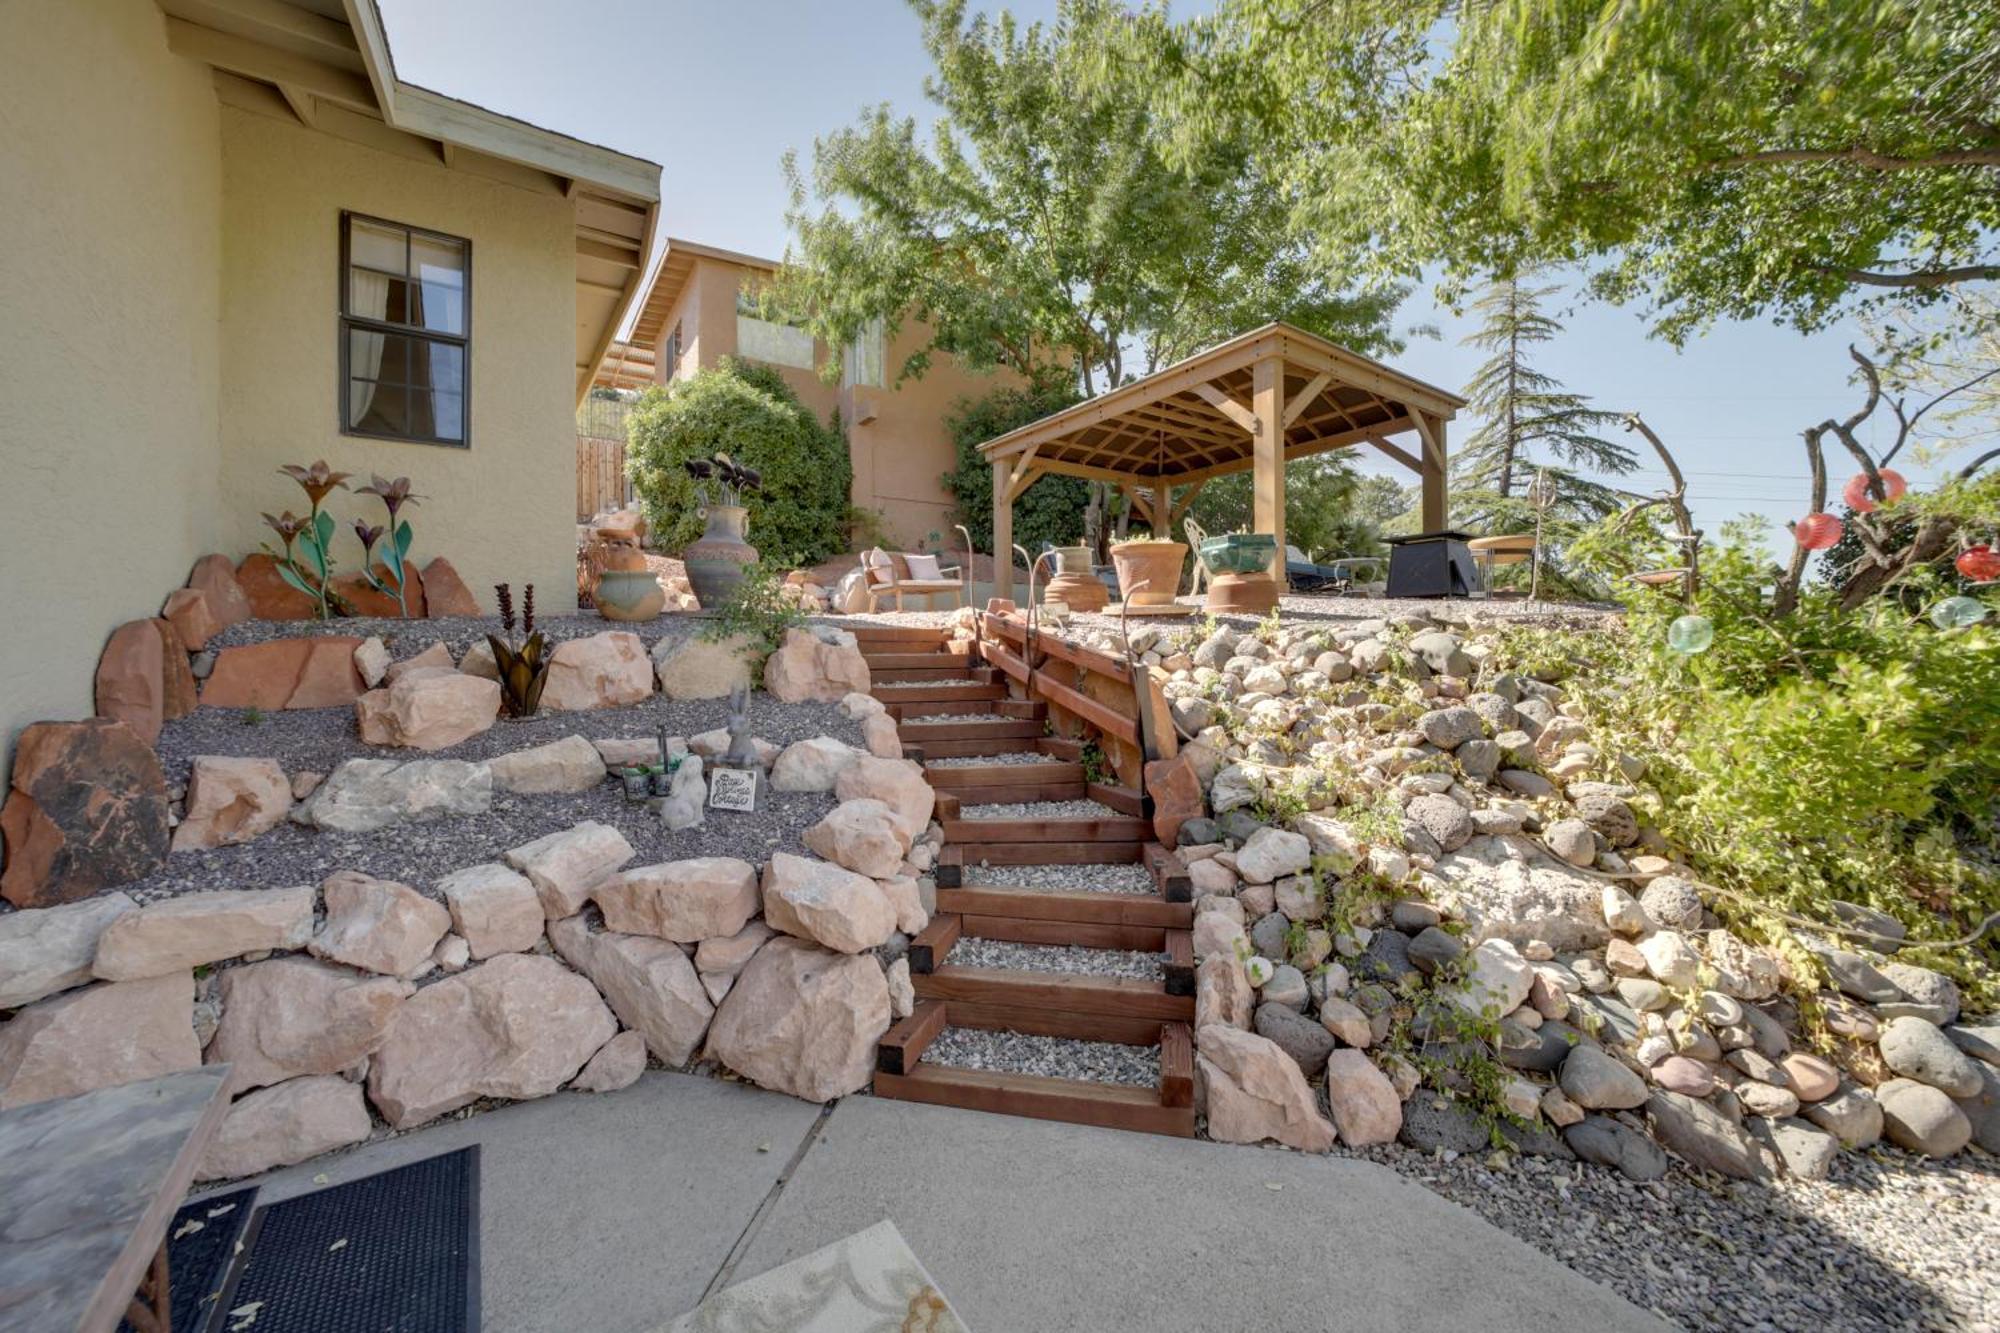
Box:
[851, 624, 1198, 1137]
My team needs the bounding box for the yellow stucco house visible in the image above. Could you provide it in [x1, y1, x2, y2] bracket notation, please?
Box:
[596, 238, 1019, 548]
[0, 0, 661, 764]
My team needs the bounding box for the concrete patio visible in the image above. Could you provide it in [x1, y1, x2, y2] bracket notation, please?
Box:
[206, 1070, 1669, 1332]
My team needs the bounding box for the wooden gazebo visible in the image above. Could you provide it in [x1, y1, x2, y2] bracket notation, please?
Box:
[978, 323, 1466, 600]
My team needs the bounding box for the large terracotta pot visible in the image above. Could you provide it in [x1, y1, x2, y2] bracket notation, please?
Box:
[1111, 540, 1187, 606]
[684, 505, 758, 609]
[594, 568, 665, 621]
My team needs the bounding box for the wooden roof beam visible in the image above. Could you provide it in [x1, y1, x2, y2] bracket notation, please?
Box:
[165, 16, 378, 114]
[1192, 381, 1257, 436]
[1283, 371, 1334, 428]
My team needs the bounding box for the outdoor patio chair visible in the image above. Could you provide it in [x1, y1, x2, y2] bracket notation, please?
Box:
[1183, 517, 1213, 595]
[862, 547, 965, 612]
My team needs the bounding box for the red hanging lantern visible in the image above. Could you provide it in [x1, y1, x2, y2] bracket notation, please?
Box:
[1840, 468, 1907, 513]
[1957, 544, 2000, 583]
[1794, 512, 1843, 550]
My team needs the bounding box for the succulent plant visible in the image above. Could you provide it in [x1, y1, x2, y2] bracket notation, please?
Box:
[489, 583, 549, 717]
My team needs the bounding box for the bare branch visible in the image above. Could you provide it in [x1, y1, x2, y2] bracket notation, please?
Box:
[1818, 263, 2000, 290]
[1707, 146, 2000, 171]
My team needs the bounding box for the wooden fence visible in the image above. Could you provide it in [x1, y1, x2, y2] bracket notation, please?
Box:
[576, 435, 630, 520]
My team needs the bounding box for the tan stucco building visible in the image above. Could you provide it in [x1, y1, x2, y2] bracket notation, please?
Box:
[0, 0, 660, 766]
[598, 239, 1017, 548]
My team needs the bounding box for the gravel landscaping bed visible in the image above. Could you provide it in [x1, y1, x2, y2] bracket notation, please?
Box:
[959, 798, 1126, 820]
[1342, 1141, 1999, 1333]
[967, 861, 1158, 895]
[947, 937, 1162, 981]
[129, 691, 865, 906]
[202, 612, 718, 662]
[925, 750, 1062, 766]
[923, 1028, 1160, 1088]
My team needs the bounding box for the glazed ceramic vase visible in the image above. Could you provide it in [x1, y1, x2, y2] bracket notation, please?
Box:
[594, 567, 665, 621]
[684, 504, 758, 609]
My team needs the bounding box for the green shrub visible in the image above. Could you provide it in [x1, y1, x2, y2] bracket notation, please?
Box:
[940, 368, 1088, 555]
[700, 563, 806, 683]
[627, 359, 851, 567]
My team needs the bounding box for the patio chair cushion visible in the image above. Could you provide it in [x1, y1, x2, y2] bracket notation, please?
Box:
[862, 548, 903, 586]
[903, 552, 944, 581]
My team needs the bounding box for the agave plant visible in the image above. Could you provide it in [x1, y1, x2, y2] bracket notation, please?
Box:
[356, 474, 423, 617]
[487, 583, 549, 717]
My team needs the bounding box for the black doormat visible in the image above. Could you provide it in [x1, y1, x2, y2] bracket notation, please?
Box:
[217, 1147, 481, 1332]
[118, 1186, 258, 1333]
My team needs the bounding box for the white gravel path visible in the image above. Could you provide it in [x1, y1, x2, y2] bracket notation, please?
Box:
[904, 712, 1014, 724]
[923, 1028, 1160, 1088]
[968, 862, 1158, 895]
[960, 799, 1126, 820]
[948, 937, 1162, 981]
[926, 751, 1063, 767]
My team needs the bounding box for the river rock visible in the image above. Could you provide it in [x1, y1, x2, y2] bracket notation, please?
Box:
[196, 1075, 373, 1181]
[1235, 827, 1312, 884]
[1429, 835, 1608, 952]
[93, 886, 314, 981]
[1638, 876, 1703, 930]
[1645, 1090, 1775, 1180]
[1196, 1024, 1335, 1152]
[1560, 1045, 1648, 1110]
[1802, 1085, 1884, 1148]
[1876, 1077, 1972, 1157]
[707, 936, 890, 1101]
[1323, 1047, 1401, 1146]
[1254, 1001, 1335, 1073]
[1563, 1114, 1668, 1181]
[366, 953, 617, 1129]
[207, 957, 412, 1092]
[1879, 1016, 1985, 1097]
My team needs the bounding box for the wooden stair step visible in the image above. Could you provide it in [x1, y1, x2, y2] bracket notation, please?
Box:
[914, 964, 1192, 1024]
[923, 759, 1086, 791]
[873, 1007, 1195, 1138]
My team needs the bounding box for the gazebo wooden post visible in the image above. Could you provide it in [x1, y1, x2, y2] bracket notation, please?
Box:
[1151, 482, 1171, 538]
[991, 457, 1013, 602]
[1252, 353, 1285, 579]
[1419, 411, 1449, 532]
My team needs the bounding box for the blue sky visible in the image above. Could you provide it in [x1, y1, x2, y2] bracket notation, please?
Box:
[380, 0, 1956, 541]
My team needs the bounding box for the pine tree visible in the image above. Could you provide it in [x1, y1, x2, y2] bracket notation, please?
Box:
[1453, 271, 1636, 532]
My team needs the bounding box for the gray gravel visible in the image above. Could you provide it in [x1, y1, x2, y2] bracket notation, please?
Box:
[967, 861, 1158, 895]
[948, 936, 1162, 981]
[960, 799, 1126, 821]
[204, 612, 717, 661]
[134, 665, 863, 905]
[923, 1028, 1159, 1088]
[926, 751, 1062, 767]
[1343, 1140, 2000, 1333]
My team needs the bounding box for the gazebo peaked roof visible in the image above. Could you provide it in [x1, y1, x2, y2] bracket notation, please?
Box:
[976, 322, 1466, 599]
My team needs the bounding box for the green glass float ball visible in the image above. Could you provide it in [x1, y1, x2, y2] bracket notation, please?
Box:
[1666, 614, 1715, 654]
[1930, 596, 1989, 630]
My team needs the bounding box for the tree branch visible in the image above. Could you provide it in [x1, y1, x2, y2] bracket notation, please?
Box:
[1707, 146, 2000, 171]
[1817, 263, 2000, 290]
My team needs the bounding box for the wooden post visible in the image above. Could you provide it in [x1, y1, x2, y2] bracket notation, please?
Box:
[992, 457, 1014, 603]
[1152, 482, 1170, 538]
[1252, 354, 1285, 578]
[1421, 412, 1448, 533]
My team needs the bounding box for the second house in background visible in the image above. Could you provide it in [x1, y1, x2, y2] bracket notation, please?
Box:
[597, 239, 1016, 548]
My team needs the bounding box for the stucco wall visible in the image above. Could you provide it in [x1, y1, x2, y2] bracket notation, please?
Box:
[218, 105, 579, 611]
[0, 0, 223, 767]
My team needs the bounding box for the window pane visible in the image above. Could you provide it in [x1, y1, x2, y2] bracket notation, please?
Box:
[346, 328, 465, 441]
[418, 340, 465, 398]
[348, 220, 405, 318]
[431, 391, 464, 442]
[411, 234, 467, 334]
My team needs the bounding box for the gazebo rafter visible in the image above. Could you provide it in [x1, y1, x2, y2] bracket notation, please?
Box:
[979, 323, 1465, 599]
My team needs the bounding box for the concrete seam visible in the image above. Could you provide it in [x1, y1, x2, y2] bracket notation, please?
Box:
[697, 1097, 836, 1302]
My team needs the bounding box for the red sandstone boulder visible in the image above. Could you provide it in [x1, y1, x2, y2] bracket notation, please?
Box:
[94, 620, 166, 744]
[0, 719, 169, 909]
[200, 637, 366, 710]
[186, 554, 253, 628]
[236, 552, 319, 619]
[330, 562, 428, 619]
[157, 618, 197, 721]
[420, 557, 481, 616]
[161, 586, 225, 651]
[1145, 753, 1204, 847]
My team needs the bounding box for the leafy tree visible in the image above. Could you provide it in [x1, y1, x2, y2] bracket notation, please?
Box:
[1351, 474, 1413, 529]
[1188, 456, 1381, 559]
[940, 368, 1090, 555]
[1452, 270, 1636, 533]
[771, 0, 1404, 396]
[1174, 0, 2000, 344]
[625, 360, 851, 567]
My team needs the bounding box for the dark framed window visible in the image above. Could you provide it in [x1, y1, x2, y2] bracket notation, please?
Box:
[339, 212, 469, 447]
